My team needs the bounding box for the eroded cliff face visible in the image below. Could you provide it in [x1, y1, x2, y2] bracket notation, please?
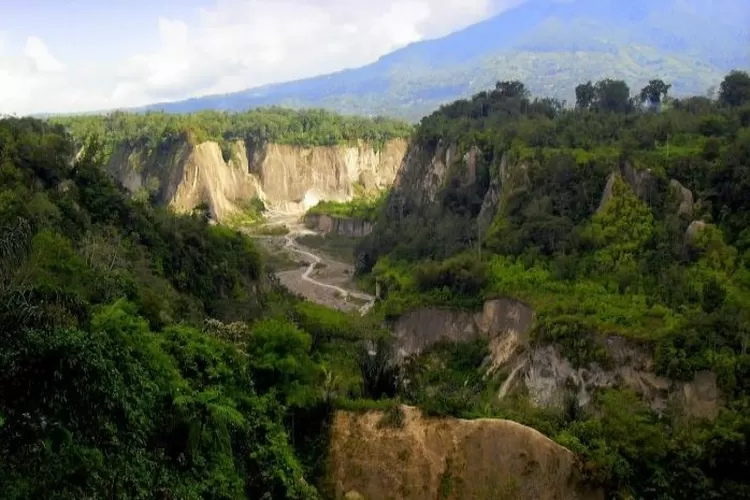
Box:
[392, 297, 534, 373]
[303, 214, 374, 237]
[392, 300, 721, 419]
[388, 141, 457, 211]
[328, 406, 602, 500]
[107, 138, 408, 221]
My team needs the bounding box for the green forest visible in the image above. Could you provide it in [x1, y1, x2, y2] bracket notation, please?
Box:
[2, 69, 750, 500]
[50, 108, 412, 160]
[354, 70, 750, 499]
[0, 117, 395, 499]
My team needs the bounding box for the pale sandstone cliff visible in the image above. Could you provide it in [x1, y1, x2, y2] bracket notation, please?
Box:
[328, 406, 602, 500]
[107, 138, 408, 221]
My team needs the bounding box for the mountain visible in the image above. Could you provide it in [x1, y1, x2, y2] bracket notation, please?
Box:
[146, 0, 750, 120]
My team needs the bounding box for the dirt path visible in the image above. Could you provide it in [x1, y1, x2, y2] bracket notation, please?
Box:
[252, 211, 375, 315]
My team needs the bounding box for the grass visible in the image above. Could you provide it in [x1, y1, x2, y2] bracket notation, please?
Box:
[306, 191, 388, 222]
[371, 253, 684, 346]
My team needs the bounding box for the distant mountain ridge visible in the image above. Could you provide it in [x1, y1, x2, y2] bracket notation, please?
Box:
[144, 0, 750, 120]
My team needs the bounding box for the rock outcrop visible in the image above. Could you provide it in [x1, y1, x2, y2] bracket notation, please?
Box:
[477, 152, 531, 233]
[686, 220, 708, 244]
[107, 138, 408, 221]
[392, 297, 535, 371]
[328, 406, 602, 500]
[597, 162, 695, 219]
[388, 141, 457, 211]
[515, 343, 721, 418]
[669, 179, 694, 218]
[303, 214, 374, 237]
[393, 301, 720, 418]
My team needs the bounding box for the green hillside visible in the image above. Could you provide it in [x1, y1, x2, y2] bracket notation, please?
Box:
[352, 70, 750, 498]
[0, 117, 393, 498]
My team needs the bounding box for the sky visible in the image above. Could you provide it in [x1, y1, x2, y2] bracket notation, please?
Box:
[0, 0, 525, 115]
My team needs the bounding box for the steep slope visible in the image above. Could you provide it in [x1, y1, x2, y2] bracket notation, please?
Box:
[347, 73, 750, 498]
[107, 137, 408, 220]
[328, 406, 602, 500]
[144, 0, 749, 119]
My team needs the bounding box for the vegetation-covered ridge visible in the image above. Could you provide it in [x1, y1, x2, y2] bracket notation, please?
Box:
[0, 117, 399, 499]
[352, 70, 750, 499]
[50, 107, 413, 158]
[305, 190, 389, 222]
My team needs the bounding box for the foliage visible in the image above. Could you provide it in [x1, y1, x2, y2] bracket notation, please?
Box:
[51, 108, 413, 160]
[0, 117, 387, 498]
[400, 339, 492, 417]
[719, 70, 750, 108]
[355, 70, 750, 498]
[305, 190, 388, 222]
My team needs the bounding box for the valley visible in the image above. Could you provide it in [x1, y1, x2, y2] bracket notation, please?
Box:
[252, 210, 374, 314]
[2, 62, 750, 500]
[3, 0, 750, 498]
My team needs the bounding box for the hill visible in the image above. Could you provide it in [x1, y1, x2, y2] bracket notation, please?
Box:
[143, 0, 750, 120]
[348, 70, 750, 498]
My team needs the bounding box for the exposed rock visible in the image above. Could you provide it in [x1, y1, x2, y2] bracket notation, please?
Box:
[388, 142, 457, 212]
[503, 338, 718, 419]
[248, 140, 407, 209]
[393, 301, 720, 418]
[108, 140, 262, 221]
[461, 146, 481, 186]
[107, 138, 407, 221]
[669, 179, 694, 218]
[391, 297, 534, 367]
[686, 220, 708, 244]
[596, 172, 618, 213]
[681, 371, 720, 419]
[392, 307, 477, 360]
[328, 406, 602, 500]
[620, 162, 657, 202]
[477, 175, 500, 233]
[597, 164, 685, 215]
[478, 152, 532, 236]
[518, 342, 671, 411]
[303, 214, 374, 237]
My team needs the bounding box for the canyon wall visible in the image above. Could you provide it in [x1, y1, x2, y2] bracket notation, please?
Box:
[391, 300, 721, 419]
[107, 138, 408, 221]
[303, 213, 374, 237]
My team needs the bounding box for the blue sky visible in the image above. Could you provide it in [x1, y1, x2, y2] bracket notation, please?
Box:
[0, 0, 524, 114]
[0, 1, 202, 61]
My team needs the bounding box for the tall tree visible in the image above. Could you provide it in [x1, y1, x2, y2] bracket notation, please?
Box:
[719, 70, 750, 107]
[640, 79, 672, 110]
[575, 81, 596, 110]
[594, 79, 632, 113]
[494, 81, 529, 99]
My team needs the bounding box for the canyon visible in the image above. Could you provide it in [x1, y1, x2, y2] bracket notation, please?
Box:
[107, 137, 408, 221]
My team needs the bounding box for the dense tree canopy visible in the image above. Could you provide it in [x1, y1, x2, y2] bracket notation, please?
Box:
[4, 68, 750, 499]
[355, 70, 750, 499]
[50, 107, 413, 161]
[0, 117, 388, 498]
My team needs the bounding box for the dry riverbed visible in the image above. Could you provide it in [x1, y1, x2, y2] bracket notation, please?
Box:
[248, 212, 373, 314]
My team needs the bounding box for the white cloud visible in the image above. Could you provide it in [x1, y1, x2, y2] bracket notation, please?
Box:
[24, 36, 65, 73]
[0, 0, 524, 115]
